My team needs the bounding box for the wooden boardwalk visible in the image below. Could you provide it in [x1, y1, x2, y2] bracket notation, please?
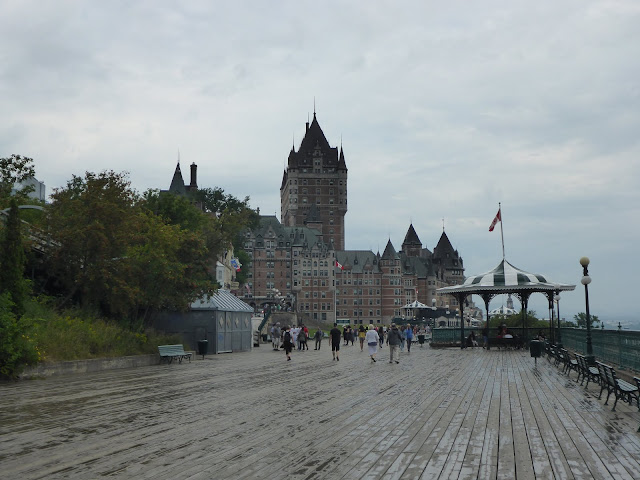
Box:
[1, 343, 639, 479]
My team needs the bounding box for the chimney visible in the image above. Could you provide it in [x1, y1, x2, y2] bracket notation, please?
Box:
[190, 163, 198, 189]
[306, 121, 309, 133]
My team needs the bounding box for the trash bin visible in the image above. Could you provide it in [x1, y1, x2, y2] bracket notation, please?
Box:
[529, 340, 543, 363]
[197, 340, 208, 359]
[418, 334, 425, 346]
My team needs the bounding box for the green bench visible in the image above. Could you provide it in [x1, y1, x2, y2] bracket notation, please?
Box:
[158, 344, 193, 364]
[575, 354, 600, 389]
[596, 361, 639, 412]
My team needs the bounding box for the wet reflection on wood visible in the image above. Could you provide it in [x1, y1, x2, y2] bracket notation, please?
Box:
[1, 346, 639, 479]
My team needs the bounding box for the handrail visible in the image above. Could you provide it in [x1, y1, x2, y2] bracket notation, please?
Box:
[256, 310, 272, 334]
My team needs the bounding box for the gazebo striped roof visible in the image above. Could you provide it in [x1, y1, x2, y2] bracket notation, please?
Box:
[438, 260, 575, 295]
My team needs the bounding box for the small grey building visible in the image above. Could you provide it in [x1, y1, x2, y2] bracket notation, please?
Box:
[153, 290, 254, 354]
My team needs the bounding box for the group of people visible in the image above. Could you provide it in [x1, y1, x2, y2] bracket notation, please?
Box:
[270, 323, 325, 360]
[271, 322, 421, 364]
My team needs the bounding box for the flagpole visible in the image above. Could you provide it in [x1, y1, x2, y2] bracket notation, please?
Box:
[499, 202, 505, 260]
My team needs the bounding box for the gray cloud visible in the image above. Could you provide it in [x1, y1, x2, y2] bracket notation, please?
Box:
[1, 0, 638, 321]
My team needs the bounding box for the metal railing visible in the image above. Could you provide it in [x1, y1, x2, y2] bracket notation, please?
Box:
[431, 326, 640, 372]
[559, 327, 640, 372]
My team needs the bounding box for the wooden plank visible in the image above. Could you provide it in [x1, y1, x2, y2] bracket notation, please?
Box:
[3, 346, 640, 479]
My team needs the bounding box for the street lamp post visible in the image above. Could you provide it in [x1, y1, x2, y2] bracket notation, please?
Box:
[580, 257, 594, 365]
[555, 293, 562, 348]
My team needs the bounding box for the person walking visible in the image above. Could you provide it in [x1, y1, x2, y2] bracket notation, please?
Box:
[292, 325, 300, 350]
[329, 323, 342, 361]
[283, 326, 294, 361]
[386, 323, 402, 364]
[400, 325, 406, 352]
[378, 326, 385, 348]
[299, 327, 308, 350]
[365, 326, 379, 362]
[272, 323, 281, 351]
[358, 325, 366, 351]
[314, 328, 324, 350]
[405, 324, 414, 353]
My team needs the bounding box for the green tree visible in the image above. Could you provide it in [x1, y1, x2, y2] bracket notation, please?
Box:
[142, 189, 208, 231]
[573, 312, 600, 328]
[233, 247, 252, 285]
[489, 310, 542, 329]
[46, 171, 217, 325]
[191, 187, 259, 247]
[143, 187, 257, 287]
[45, 171, 141, 311]
[0, 154, 36, 208]
[0, 198, 28, 316]
[121, 211, 215, 324]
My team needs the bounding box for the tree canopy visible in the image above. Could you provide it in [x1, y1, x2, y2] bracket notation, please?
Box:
[572, 312, 600, 328]
[45, 171, 217, 324]
[0, 154, 36, 208]
[0, 198, 28, 316]
[41, 170, 257, 325]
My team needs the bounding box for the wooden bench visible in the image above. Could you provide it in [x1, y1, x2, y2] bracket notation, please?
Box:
[575, 354, 600, 388]
[158, 344, 193, 364]
[596, 361, 639, 411]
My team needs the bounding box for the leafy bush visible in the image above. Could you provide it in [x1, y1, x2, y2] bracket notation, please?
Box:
[1, 296, 182, 374]
[0, 293, 40, 379]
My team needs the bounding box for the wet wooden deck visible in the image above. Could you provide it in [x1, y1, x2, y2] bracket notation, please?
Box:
[1, 343, 639, 479]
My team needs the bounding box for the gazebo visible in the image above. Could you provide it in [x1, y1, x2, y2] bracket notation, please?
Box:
[437, 259, 575, 348]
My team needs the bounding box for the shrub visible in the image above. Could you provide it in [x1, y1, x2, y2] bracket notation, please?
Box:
[4, 296, 183, 370]
[0, 293, 40, 379]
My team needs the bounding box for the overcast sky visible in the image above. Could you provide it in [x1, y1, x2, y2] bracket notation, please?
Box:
[2, 1, 639, 324]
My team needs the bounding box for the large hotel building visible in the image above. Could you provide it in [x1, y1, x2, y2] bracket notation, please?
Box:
[241, 113, 465, 325]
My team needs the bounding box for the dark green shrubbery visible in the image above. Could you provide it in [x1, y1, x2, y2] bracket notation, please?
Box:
[1, 295, 181, 379]
[0, 293, 39, 379]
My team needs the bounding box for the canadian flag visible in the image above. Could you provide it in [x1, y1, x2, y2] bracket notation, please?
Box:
[335, 260, 344, 270]
[489, 208, 501, 232]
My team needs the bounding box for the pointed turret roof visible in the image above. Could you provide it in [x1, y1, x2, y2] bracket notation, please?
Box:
[299, 113, 331, 153]
[381, 239, 399, 259]
[169, 164, 186, 195]
[338, 146, 347, 170]
[402, 224, 422, 247]
[287, 113, 340, 169]
[433, 231, 454, 257]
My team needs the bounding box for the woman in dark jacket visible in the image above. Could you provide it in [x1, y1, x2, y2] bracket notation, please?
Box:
[283, 326, 294, 361]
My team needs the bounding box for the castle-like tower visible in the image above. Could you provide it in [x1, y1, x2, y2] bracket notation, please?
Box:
[280, 113, 348, 250]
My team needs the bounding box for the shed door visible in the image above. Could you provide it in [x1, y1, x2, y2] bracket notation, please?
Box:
[217, 313, 232, 353]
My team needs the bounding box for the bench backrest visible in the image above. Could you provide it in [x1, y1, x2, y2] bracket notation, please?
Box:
[158, 344, 187, 356]
[597, 361, 616, 387]
[575, 354, 585, 372]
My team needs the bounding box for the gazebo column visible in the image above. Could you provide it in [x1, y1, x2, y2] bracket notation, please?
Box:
[545, 292, 555, 345]
[482, 293, 494, 350]
[514, 292, 532, 342]
[554, 290, 563, 348]
[453, 292, 468, 349]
